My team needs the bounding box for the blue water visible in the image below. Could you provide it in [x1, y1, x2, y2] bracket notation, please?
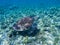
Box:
[0, 0, 60, 45]
[0, 0, 60, 9]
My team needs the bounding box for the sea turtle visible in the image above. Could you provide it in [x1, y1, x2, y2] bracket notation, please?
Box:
[13, 17, 34, 31]
[9, 15, 39, 37]
[13, 15, 39, 31]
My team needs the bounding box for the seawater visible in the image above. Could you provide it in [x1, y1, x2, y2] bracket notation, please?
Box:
[0, 0, 60, 9]
[0, 0, 60, 45]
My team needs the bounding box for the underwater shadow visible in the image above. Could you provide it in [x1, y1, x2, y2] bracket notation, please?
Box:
[9, 28, 40, 37]
[18, 28, 39, 36]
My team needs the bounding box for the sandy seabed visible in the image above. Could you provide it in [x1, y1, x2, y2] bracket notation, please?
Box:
[0, 6, 60, 45]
